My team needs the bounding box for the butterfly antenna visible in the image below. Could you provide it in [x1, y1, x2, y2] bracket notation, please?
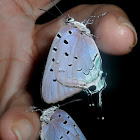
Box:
[39, 8, 58, 18]
[58, 99, 83, 107]
[38, 8, 47, 12]
[51, 0, 64, 16]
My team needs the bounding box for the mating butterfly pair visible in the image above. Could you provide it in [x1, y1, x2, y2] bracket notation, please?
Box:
[40, 14, 106, 140]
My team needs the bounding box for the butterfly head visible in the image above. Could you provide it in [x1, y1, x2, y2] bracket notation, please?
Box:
[65, 15, 75, 24]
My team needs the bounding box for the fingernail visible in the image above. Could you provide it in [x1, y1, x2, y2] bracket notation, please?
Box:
[13, 129, 22, 140]
[118, 17, 138, 48]
[12, 119, 33, 140]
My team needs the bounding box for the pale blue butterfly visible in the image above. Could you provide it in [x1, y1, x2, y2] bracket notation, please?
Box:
[40, 106, 86, 140]
[42, 15, 106, 104]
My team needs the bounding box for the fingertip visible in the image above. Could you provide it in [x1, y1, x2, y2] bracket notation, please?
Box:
[0, 106, 40, 140]
[92, 5, 137, 55]
[119, 17, 138, 49]
[0, 115, 16, 140]
[12, 119, 33, 140]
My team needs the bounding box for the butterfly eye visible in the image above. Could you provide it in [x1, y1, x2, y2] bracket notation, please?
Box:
[68, 18, 72, 21]
[66, 17, 74, 23]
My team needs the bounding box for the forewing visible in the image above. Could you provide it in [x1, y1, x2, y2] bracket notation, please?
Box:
[42, 25, 81, 104]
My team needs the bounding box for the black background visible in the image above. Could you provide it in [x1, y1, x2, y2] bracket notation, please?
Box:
[30, 0, 139, 139]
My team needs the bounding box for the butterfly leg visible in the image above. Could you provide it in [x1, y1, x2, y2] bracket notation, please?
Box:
[85, 18, 94, 26]
[90, 12, 107, 18]
[84, 12, 107, 26]
[98, 91, 102, 107]
[25, 106, 42, 112]
[87, 88, 105, 120]
[83, 89, 95, 106]
[96, 91, 106, 120]
[93, 34, 100, 39]
[81, 19, 87, 24]
[86, 92, 95, 107]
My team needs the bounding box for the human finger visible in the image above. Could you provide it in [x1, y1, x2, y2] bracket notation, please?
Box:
[0, 91, 40, 140]
[35, 4, 137, 55]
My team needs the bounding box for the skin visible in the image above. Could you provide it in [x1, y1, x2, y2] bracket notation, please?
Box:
[0, 0, 137, 139]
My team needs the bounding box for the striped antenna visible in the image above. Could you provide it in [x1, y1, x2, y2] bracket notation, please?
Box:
[50, 0, 64, 16]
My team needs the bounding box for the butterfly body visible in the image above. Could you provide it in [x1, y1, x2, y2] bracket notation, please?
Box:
[65, 17, 91, 36]
[42, 17, 106, 104]
[40, 106, 87, 140]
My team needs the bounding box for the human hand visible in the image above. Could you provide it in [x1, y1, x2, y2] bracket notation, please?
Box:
[0, 0, 137, 139]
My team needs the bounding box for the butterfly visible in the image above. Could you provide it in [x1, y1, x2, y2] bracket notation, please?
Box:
[42, 15, 106, 104]
[40, 106, 86, 140]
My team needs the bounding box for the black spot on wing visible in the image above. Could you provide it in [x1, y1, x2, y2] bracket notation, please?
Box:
[60, 136, 63, 139]
[52, 58, 55, 62]
[57, 33, 61, 38]
[83, 71, 90, 75]
[63, 120, 68, 124]
[67, 131, 70, 134]
[68, 30, 72, 34]
[64, 40, 68, 44]
[73, 124, 76, 128]
[52, 47, 57, 52]
[93, 53, 98, 62]
[77, 68, 82, 71]
[65, 52, 69, 56]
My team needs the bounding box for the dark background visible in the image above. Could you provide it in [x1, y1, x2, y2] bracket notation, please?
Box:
[30, 0, 139, 139]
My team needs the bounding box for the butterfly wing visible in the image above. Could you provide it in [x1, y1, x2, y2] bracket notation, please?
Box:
[42, 24, 105, 104]
[40, 109, 86, 140]
[55, 25, 105, 92]
[42, 26, 81, 104]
